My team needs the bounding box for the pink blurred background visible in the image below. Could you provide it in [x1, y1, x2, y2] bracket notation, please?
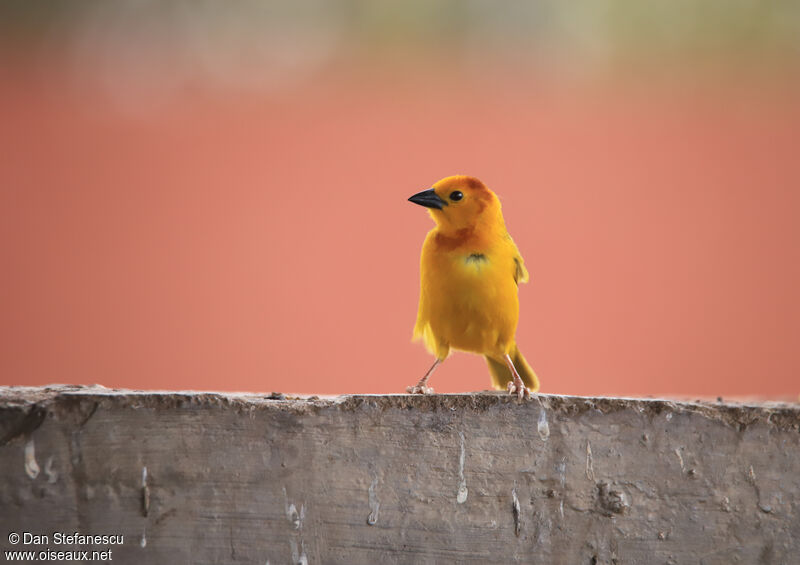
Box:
[1, 2, 798, 397]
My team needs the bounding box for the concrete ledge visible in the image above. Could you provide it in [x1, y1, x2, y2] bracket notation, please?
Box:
[1, 385, 799, 564]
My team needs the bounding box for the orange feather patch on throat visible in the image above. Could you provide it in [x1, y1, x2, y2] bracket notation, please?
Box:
[434, 227, 475, 251]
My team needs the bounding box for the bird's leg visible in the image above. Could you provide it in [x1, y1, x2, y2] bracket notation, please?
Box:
[504, 354, 530, 400]
[406, 358, 441, 394]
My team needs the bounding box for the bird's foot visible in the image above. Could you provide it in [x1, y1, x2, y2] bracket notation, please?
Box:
[507, 379, 530, 400]
[406, 384, 435, 394]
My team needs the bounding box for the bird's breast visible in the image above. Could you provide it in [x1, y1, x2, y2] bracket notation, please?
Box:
[427, 250, 510, 299]
[419, 248, 519, 353]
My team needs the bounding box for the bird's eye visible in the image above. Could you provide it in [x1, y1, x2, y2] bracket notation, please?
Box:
[449, 191, 463, 201]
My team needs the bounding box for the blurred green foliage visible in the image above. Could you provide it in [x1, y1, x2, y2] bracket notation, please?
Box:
[2, 0, 799, 67]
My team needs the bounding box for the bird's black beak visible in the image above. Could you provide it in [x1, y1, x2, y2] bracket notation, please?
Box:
[408, 188, 447, 210]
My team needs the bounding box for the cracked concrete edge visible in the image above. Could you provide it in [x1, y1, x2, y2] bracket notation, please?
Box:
[1, 384, 799, 436]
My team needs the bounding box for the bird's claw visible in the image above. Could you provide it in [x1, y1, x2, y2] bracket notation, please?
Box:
[406, 384, 435, 394]
[507, 380, 530, 400]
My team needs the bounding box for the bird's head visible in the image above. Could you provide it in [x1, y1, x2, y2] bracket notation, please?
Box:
[408, 175, 502, 233]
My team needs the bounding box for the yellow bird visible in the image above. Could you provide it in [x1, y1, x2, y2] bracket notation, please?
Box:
[407, 175, 539, 399]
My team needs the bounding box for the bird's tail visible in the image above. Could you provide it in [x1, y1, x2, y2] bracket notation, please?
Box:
[486, 345, 540, 392]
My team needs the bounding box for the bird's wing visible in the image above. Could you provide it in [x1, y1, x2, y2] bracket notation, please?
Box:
[507, 234, 529, 285]
[513, 257, 529, 285]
